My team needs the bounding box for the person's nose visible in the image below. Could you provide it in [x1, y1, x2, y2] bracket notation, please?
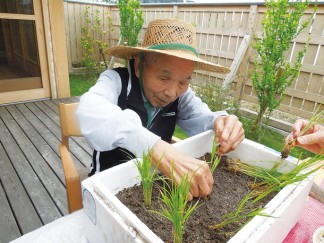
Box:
[163, 81, 178, 98]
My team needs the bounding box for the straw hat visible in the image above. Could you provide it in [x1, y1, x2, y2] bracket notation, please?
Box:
[105, 18, 230, 74]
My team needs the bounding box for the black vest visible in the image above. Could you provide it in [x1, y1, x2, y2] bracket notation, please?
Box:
[90, 60, 179, 174]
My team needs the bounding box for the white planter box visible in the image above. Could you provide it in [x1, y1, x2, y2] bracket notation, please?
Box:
[81, 130, 314, 243]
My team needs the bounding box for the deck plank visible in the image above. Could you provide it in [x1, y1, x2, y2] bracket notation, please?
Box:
[31, 100, 92, 167]
[0, 98, 92, 242]
[0, 177, 21, 242]
[0, 107, 67, 221]
[43, 98, 92, 155]
[8, 104, 66, 184]
[0, 131, 43, 235]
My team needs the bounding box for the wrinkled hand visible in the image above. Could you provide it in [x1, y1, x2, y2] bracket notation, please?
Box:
[214, 115, 245, 155]
[286, 119, 324, 154]
[150, 140, 214, 201]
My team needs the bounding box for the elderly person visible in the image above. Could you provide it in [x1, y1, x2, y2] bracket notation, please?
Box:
[77, 18, 245, 200]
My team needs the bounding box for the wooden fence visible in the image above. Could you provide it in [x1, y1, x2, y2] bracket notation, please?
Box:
[63, 1, 324, 128]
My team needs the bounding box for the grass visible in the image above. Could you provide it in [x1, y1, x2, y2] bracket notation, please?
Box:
[69, 74, 97, 97]
[69, 73, 315, 160]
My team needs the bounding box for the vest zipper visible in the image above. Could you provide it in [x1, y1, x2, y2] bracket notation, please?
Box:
[148, 108, 162, 129]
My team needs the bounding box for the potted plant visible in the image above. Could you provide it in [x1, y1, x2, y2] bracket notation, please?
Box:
[81, 130, 319, 242]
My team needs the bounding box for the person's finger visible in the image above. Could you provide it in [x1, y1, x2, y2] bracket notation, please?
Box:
[218, 117, 243, 153]
[230, 133, 245, 151]
[285, 133, 294, 144]
[206, 170, 214, 189]
[215, 117, 225, 143]
[292, 119, 308, 137]
[197, 175, 211, 198]
[297, 133, 318, 145]
[187, 191, 193, 201]
[219, 116, 237, 143]
[189, 179, 200, 198]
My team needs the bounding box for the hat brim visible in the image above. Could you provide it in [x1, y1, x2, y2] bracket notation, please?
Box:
[105, 46, 230, 74]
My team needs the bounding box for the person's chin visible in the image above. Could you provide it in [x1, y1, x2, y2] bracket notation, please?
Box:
[152, 99, 168, 108]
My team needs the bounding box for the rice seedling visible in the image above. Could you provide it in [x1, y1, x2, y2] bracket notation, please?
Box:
[209, 138, 221, 173]
[151, 163, 200, 243]
[209, 191, 269, 231]
[210, 152, 324, 233]
[225, 154, 324, 203]
[134, 150, 162, 207]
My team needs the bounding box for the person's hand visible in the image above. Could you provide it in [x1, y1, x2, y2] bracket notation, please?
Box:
[150, 140, 214, 201]
[214, 115, 245, 156]
[285, 119, 324, 154]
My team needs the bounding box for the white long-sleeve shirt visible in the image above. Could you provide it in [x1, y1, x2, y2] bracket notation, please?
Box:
[76, 63, 227, 157]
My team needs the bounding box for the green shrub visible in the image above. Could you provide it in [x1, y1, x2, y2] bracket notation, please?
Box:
[250, 0, 316, 132]
[81, 5, 113, 75]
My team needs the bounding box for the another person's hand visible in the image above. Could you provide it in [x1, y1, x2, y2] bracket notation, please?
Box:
[286, 119, 324, 154]
[214, 115, 245, 156]
[150, 140, 214, 201]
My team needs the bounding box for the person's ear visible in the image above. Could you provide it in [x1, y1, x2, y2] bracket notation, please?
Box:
[134, 57, 140, 78]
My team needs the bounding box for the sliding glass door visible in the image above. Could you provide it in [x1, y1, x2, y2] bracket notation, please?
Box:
[0, 0, 50, 104]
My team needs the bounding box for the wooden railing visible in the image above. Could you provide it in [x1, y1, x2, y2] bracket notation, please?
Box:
[63, 1, 324, 126]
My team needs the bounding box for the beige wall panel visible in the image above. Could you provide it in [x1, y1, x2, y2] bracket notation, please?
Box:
[312, 13, 324, 36]
[253, 12, 264, 35]
[295, 72, 310, 92]
[64, 2, 72, 70]
[202, 11, 212, 28]
[228, 36, 238, 53]
[69, 3, 77, 64]
[320, 78, 324, 96]
[291, 97, 303, 109]
[208, 12, 218, 31]
[231, 11, 243, 31]
[315, 45, 324, 66]
[216, 12, 225, 32]
[303, 100, 315, 112]
[223, 11, 234, 31]
[303, 44, 318, 65]
[281, 95, 291, 106]
[80, 3, 88, 60]
[317, 104, 324, 113]
[220, 35, 230, 53]
[301, 64, 324, 76]
[243, 85, 252, 96]
[308, 73, 323, 94]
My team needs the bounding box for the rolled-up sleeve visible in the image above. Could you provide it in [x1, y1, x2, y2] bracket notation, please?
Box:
[76, 69, 160, 157]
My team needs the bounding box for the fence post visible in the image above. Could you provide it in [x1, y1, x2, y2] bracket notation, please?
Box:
[233, 5, 258, 102]
[173, 5, 178, 17]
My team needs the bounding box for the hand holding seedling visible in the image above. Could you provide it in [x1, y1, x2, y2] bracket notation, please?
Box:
[286, 119, 324, 155]
[150, 139, 214, 201]
[214, 115, 245, 156]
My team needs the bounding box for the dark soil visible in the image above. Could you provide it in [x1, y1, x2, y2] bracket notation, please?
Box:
[116, 155, 276, 243]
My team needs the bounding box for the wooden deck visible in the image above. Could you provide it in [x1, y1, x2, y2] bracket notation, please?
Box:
[0, 97, 92, 243]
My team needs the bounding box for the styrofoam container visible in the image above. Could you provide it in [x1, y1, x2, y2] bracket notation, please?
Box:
[81, 130, 314, 243]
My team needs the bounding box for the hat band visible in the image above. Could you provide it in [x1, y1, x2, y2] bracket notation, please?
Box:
[148, 43, 198, 57]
